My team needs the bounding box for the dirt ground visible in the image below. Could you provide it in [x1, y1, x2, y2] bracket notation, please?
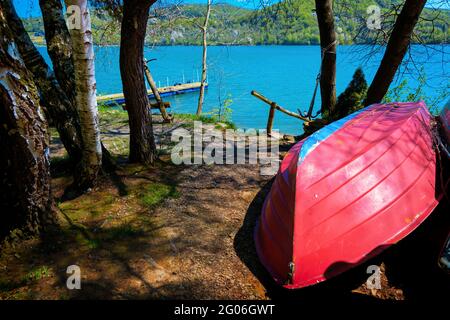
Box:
[0, 111, 449, 301]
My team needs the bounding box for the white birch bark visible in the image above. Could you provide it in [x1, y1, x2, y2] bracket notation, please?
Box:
[64, 0, 102, 187]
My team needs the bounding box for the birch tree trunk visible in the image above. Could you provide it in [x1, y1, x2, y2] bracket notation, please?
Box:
[1, 0, 83, 165]
[64, 0, 102, 189]
[120, 0, 157, 165]
[196, 0, 211, 116]
[40, 0, 76, 105]
[315, 0, 337, 118]
[365, 0, 427, 106]
[41, 0, 115, 177]
[0, 11, 56, 240]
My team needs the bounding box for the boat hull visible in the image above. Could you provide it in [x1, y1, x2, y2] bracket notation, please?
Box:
[255, 102, 439, 289]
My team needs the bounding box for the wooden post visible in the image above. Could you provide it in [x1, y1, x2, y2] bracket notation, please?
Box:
[251, 90, 312, 122]
[144, 63, 162, 102]
[267, 102, 276, 136]
[144, 60, 173, 123]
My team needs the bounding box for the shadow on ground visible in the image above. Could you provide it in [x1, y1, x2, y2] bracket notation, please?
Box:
[234, 178, 450, 303]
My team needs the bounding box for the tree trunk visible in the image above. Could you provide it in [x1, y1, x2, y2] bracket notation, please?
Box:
[1, 0, 83, 164]
[39, 0, 76, 105]
[315, 0, 337, 118]
[64, 0, 102, 189]
[365, 0, 427, 106]
[0, 12, 56, 240]
[41, 0, 115, 176]
[196, 0, 211, 116]
[120, 0, 157, 165]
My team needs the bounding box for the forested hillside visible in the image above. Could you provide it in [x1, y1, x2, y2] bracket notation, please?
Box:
[25, 0, 449, 45]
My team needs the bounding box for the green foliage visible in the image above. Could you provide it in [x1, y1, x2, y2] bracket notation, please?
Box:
[384, 72, 450, 114]
[24, 1, 449, 46]
[384, 79, 412, 103]
[333, 67, 368, 120]
[22, 266, 53, 283]
[207, 94, 233, 123]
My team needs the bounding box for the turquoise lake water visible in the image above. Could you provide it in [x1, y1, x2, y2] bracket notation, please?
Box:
[38, 45, 449, 135]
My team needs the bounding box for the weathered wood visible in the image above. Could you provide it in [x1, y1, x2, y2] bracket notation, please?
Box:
[150, 101, 171, 109]
[251, 90, 311, 122]
[143, 61, 172, 122]
[144, 62, 163, 103]
[267, 103, 276, 136]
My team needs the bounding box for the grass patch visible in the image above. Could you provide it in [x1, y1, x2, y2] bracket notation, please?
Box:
[0, 266, 53, 294]
[98, 103, 126, 114]
[48, 127, 60, 138]
[22, 266, 53, 283]
[100, 224, 143, 241]
[0, 279, 23, 292]
[68, 221, 152, 249]
[176, 113, 218, 124]
[98, 109, 237, 130]
[59, 193, 116, 222]
[102, 135, 129, 156]
[175, 113, 236, 130]
[74, 231, 100, 249]
[98, 105, 129, 126]
[138, 182, 180, 208]
[3, 291, 29, 299]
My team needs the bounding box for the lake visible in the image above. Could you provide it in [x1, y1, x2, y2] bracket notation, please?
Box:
[38, 45, 449, 135]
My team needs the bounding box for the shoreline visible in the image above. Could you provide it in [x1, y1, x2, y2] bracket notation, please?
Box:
[33, 43, 450, 48]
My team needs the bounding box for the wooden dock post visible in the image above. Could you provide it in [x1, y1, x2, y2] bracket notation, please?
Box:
[144, 59, 173, 123]
[267, 102, 276, 136]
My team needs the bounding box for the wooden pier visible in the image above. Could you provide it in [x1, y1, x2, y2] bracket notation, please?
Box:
[97, 82, 208, 106]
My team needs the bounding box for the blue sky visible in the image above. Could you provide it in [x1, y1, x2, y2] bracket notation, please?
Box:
[13, 0, 450, 18]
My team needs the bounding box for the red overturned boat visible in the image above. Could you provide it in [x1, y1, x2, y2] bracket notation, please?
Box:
[255, 101, 442, 289]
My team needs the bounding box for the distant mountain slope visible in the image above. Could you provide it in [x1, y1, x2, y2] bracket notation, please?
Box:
[24, 1, 449, 45]
[244, 0, 448, 44]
